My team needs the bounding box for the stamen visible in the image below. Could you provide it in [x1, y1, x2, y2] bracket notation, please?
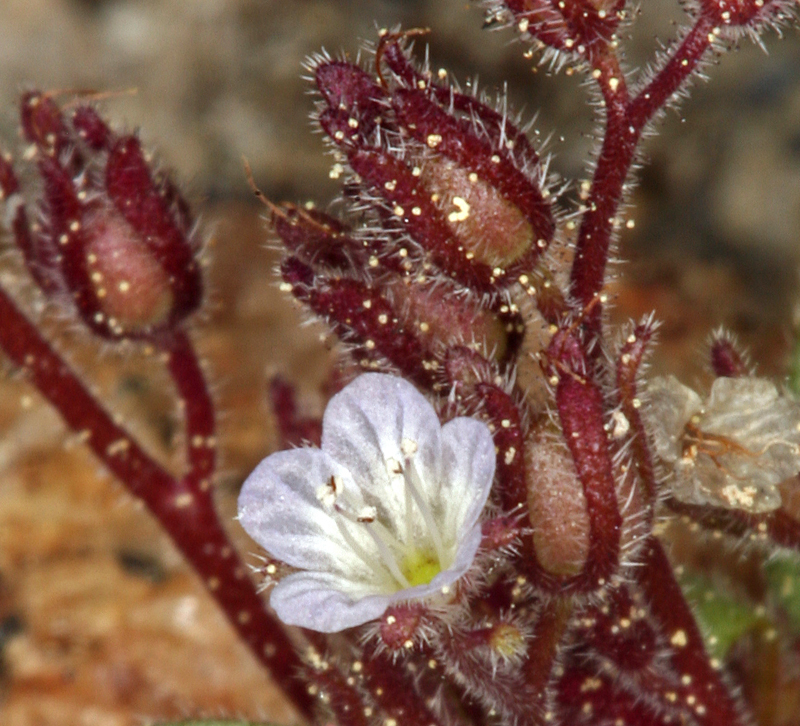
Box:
[363, 523, 412, 589]
[334, 517, 387, 578]
[330, 492, 411, 589]
[388, 456, 414, 542]
[403, 457, 446, 567]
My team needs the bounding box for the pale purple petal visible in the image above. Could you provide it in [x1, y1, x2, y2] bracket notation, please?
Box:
[321, 373, 442, 533]
[237, 373, 494, 633]
[238, 448, 379, 581]
[270, 571, 392, 632]
[438, 416, 496, 545]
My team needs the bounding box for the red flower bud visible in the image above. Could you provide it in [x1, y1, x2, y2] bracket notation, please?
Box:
[698, 0, 791, 29]
[1, 92, 202, 339]
[311, 36, 555, 295]
[495, 0, 625, 56]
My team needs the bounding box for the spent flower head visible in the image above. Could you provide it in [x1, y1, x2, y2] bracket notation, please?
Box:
[237, 373, 495, 632]
[646, 375, 800, 513]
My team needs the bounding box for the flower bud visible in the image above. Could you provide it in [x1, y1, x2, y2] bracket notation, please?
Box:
[525, 431, 590, 576]
[4, 92, 202, 339]
[384, 277, 515, 363]
[498, 0, 625, 56]
[698, 0, 790, 29]
[312, 36, 555, 294]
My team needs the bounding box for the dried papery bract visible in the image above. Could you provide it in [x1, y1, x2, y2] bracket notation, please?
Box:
[647, 375, 800, 513]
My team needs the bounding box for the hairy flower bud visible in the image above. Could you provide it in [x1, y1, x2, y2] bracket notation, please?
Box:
[488, 0, 626, 56]
[0, 92, 202, 339]
[699, 0, 793, 29]
[525, 431, 590, 576]
[310, 35, 555, 294]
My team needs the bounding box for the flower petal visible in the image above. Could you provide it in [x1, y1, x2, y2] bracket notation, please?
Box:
[237, 447, 385, 583]
[438, 416, 496, 549]
[321, 373, 443, 533]
[270, 571, 392, 632]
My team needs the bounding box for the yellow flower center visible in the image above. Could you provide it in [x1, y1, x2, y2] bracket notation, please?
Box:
[401, 548, 442, 587]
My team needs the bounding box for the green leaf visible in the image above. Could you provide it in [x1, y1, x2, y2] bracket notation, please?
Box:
[764, 555, 800, 631]
[679, 571, 763, 658]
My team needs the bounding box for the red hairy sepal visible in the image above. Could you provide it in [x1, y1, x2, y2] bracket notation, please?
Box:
[72, 105, 113, 149]
[389, 87, 554, 249]
[501, 0, 626, 57]
[444, 347, 529, 510]
[268, 377, 323, 448]
[315, 61, 387, 142]
[576, 587, 658, 673]
[481, 515, 524, 551]
[708, 328, 751, 378]
[280, 257, 441, 390]
[699, 0, 789, 28]
[271, 203, 367, 273]
[346, 148, 504, 293]
[544, 329, 622, 590]
[556, 665, 674, 725]
[386, 279, 514, 364]
[378, 604, 428, 651]
[20, 91, 72, 160]
[378, 36, 544, 175]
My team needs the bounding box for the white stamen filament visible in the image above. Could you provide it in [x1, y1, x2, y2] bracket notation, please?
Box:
[402, 457, 446, 568]
[325, 454, 448, 592]
[363, 521, 413, 589]
[332, 493, 412, 590]
[333, 516, 391, 580]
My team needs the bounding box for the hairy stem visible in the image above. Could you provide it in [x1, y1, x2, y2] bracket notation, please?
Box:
[638, 537, 745, 726]
[0, 284, 314, 718]
[570, 12, 717, 321]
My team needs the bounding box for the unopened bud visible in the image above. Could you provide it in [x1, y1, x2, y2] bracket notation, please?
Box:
[525, 431, 590, 576]
[5, 92, 202, 339]
[488, 622, 526, 661]
[379, 604, 425, 651]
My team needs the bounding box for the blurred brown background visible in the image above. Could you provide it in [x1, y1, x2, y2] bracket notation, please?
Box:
[0, 1, 798, 724]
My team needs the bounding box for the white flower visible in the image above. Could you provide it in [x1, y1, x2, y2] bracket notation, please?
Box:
[237, 373, 496, 633]
[646, 375, 800, 513]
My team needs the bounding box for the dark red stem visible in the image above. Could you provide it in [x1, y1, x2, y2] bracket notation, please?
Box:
[0, 285, 314, 718]
[362, 646, 449, 726]
[638, 537, 746, 726]
[159, 329, 216, 489]
[570, 13, 717, 321]
[522, 598, 572, 725]
[665, 496, 800, 551]
[616, 320, 658, 518]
